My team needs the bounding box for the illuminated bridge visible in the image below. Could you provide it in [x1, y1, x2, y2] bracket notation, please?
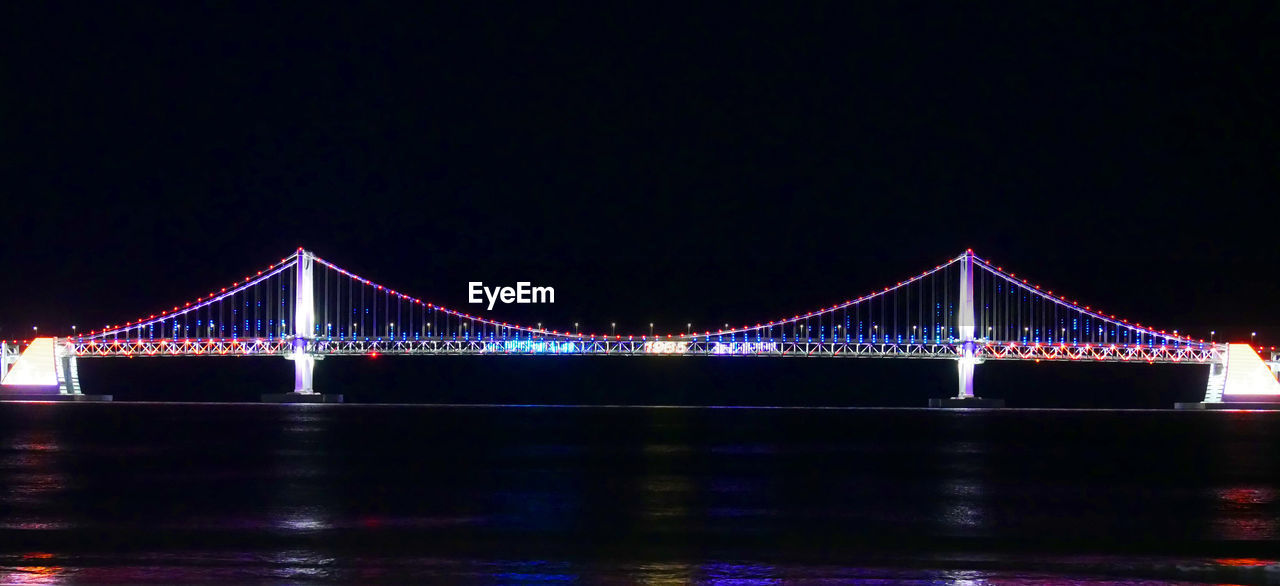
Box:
[3, 249, 1278, 407]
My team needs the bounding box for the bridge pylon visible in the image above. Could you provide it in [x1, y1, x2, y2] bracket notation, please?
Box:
[262, 249, 341, 404]
[930, 250, 1003, 408]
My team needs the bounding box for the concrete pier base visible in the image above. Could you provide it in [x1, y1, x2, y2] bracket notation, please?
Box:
[262, 392, 343, 404]
[1175, 402, 1280, 411]
[929, 397, 1005, 408]
[0, 394, 112, 402]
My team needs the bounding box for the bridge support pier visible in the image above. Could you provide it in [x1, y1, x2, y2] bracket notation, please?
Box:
[929, 250, 1003, 408]
[294, 352, 315, 393]
[957, 351, 976, 399]
[928, 345, 1003, 408]
[262, 249, 342, 404]
[262, 353, 341, 403]
[262, 392, 342, 404]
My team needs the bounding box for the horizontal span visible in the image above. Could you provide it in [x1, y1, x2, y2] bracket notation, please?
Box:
[61, 338, 1221, 364]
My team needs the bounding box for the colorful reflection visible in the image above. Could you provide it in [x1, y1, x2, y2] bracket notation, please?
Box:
[1212, 486, 1278, 540]
[0, 553, 67, 585]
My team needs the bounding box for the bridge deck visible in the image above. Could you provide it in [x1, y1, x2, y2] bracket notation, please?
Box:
[60, 338, 1220, 364]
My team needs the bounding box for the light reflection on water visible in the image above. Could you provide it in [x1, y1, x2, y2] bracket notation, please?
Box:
[0, 553, 67, 585]
[640, 474, 693, 520]
[486, 559, 577, 583]
[0, 418, 72, 532]
[278, 510, 330, 532]
[269, 409, 336, 534]
[934, 418, 990, 537]
[0, 405, 1278, 583]
[696, 561, 780, 584]
[266, 549, 337, 580]
[1212, 486, 1279, 540]
[0, 551, 1275, 583]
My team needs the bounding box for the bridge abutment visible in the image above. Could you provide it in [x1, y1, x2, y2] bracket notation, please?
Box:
[1, 338, 110, 401]
[1175, 344, 1280, 410]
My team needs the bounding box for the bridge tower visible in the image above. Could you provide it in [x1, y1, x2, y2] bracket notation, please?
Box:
[929, 250, 1003, 408]
[293, 248, 316, 393]
[262, 249, 341, 403]
[956, 249, 977, 399]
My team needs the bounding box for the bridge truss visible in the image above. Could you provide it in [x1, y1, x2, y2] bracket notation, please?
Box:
[62, 338, 1220, 365]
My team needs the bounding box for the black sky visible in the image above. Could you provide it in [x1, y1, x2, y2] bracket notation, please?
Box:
[1, 4, 1277, 403]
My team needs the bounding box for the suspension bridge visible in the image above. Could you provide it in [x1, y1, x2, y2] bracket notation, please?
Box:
[3, 249, 1278, 407]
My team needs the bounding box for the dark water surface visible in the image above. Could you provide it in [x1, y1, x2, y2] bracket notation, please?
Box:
[1, 403, 1278, 584]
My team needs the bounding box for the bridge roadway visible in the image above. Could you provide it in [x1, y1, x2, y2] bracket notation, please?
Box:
[62, 337, 1220, 364]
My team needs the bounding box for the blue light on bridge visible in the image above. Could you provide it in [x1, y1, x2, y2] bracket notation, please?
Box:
[484, 341, 582, 354]
[710, 342, 778, 354]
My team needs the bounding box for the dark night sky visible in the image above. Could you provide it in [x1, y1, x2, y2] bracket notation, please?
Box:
[1, 4, 1276, 404]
